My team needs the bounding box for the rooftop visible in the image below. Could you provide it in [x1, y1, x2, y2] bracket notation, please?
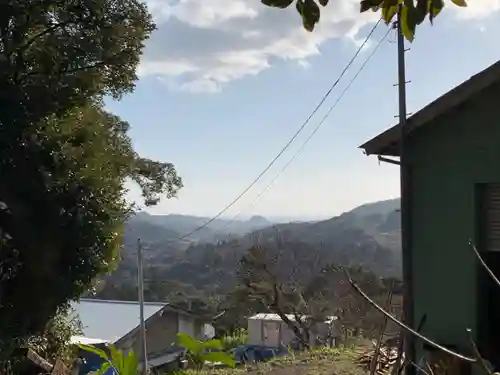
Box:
[359, 59, 500, 157]
[70, 298, 166, 342]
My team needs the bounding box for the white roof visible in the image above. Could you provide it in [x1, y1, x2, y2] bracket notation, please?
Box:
[248, 313, 337, 322]
[70, 335, 109, 345]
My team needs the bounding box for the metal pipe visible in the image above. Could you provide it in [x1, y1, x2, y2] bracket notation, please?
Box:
[396, 7, 416, 375]
[378, 155, 401, 166]
[137, 239, 148, 374]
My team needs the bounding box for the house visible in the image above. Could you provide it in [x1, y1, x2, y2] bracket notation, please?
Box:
[70, 299, 166, 375]
[70, 298, 166, 342]
[359, 59, 500, 369]
[247, 313, 338, 348]
[114, 303, 215, 372]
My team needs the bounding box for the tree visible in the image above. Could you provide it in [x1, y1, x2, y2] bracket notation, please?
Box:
[27, 304, 83, 364]
[237, 245, 386, 348]
[0, 0, 154, 130]
[0, 103, 182, 344]
[261, 0, 467, 41]
[0, 0, 184, 344]
[0, 304, 83, 371]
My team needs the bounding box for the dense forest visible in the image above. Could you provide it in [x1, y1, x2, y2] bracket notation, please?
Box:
[92, 198, 403, 334]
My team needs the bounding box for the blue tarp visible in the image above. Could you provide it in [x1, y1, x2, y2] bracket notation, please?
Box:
[79, 351, 115, 375]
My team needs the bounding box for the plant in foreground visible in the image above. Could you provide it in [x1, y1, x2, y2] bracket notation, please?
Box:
[177, 333, 236, 373]
[220, 329, 248, 351]
[79, 344, 139, 375]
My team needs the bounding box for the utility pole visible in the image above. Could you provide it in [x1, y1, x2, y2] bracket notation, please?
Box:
[137, 239, 148, 374]
[396, 6, 415, 375]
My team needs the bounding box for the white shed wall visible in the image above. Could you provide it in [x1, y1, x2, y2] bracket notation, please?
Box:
[248, 318, 262, 345]
[279, 322, 295, 345]
[248, 315, 339, 347]
[178, 316, 195, 337]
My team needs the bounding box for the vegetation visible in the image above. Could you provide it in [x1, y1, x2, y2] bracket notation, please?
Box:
[27, 305, 83, 364]
[80, 343, 139, 375]
[185, 347, 365, 375]
[220, 329, 249, 351]
[236, 245, 397, 347]
[177, 333, 236, 373]
[0, 0, 182, 353]
[261, 0, 468, 41]
[96, 199, 401, 308]
[0, 0, 404, 369]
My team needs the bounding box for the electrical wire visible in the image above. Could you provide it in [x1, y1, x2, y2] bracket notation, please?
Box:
[178, 18, 382, 241]
[219, 26, 392, 230]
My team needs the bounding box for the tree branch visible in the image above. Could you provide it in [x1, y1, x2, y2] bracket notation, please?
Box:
[20, 49, 132, 80]
[469, 239, 500, 288]
[10, 21, 76, 57]
[370, 279, 394, 375]
[344, 270, 476, 363]
[466, 328, 493, 375]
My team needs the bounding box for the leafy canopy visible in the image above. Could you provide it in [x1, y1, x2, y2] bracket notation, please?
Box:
[261, 0, 468, 41]
[0, 0, 182, 343]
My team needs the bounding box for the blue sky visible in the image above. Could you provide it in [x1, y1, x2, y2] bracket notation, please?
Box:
[106, 0, 500, 221]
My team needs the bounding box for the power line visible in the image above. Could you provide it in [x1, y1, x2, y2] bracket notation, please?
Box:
[179, 18, 383, 240]
[220, 26, 392, 230]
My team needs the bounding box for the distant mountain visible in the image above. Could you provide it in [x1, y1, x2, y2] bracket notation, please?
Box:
[96, 198, 402, 301]
[130, 212, 273, 242]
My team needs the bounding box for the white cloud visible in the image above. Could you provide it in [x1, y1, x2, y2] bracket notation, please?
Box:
[139, 0, 497, 93]
[452, 0, 500, 20]
[140, 0, 379, 92]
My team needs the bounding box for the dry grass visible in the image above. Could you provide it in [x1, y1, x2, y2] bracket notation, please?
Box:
[191, 347, 367, 375]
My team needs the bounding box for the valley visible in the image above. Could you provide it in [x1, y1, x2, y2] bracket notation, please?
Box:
[95, 198, 402, 305]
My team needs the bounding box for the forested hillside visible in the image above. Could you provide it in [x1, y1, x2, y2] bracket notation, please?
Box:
[95, 198, 401, 305]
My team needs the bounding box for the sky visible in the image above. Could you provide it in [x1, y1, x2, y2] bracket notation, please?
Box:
[106, 0, 500, 221]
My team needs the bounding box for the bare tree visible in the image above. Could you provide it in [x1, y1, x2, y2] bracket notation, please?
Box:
[237, 244, 386, 348]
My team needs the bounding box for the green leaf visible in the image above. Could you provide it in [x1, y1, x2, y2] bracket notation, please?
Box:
[414, 0, 427, 24]
[450, 0, 467, 6]
[203, 339, 224, 350]
[416, 0, 427, 15]
[360, 0, 372, 12]
[78, 344, 109, 361]
[108, 344, 125, 372]
[122, 351, 139, 375]
[428, 0, 444, 22]
[361, 0, 386, 12]
[381, 4, 398, 23]
[202, 351, 236, 368]
[401, 5, 416, 41]
[95, 362, 111, 375]
[261, 0, 295, 8]
[296, 0, 321, 32]
[177, 333, 203, 354]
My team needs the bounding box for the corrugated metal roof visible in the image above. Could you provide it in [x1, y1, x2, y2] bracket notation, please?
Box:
[70, 299, 166, 342]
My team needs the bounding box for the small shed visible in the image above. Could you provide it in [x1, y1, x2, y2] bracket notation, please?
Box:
[247, 313, 337, 348]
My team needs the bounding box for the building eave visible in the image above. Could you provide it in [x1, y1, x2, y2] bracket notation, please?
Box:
[359, 59, 500, 156]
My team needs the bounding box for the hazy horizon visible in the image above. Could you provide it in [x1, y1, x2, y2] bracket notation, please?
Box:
[135, 196, 401, 223]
